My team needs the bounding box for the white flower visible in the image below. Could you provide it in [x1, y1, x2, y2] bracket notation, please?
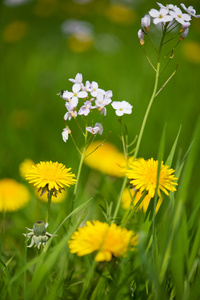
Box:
[180, 4, 200, 18]
[78, 100, 92, 116]
[180, 27, 189, 41]
[95, 91, 112, 116]
[141, 14, 151, 31]
[82, 80, 91, 92]
[86, 123, 103, 135]
[64, 110, 77, 121]
[138, 29, 145, 45]
[169, 7, 191, 25]
[157, 3, 177, 11]
[64, 83, 88, 105]
[90, 81, 104, 97]
[111, 100, 133, 117]
[69, 73, 83, 85]
[149, 8, 173, 24]
[62, 127, 71, 142]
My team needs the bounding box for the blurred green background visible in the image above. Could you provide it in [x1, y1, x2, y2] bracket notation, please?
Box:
[1, 0, 200, 187]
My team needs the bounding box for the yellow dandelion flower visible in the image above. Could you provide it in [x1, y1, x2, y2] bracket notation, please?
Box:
[121, 188, 162, 213]
[84, 141, 127, 177]
[0, 178, 30, 212]
[126, 158, 178, 198]
[68, 220, 138, 262]
[25, 161, 76, 197]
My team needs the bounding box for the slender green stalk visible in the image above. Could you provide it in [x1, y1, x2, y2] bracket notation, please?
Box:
[70, 130, 88, 213]
[45, 191, 53, 224]
[133, 61, 160, 160]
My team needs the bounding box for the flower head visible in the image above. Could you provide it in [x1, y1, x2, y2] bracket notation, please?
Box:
[138, 29, 145, 45]
[0, 178, 30, 212]
[112, 100, 133, 116]
[25, 161, 76, 197]
[62, 127, 71, 142]
[68, 220, 138, 261]
[121, 188, 162, 213]
[169, 7, 191, 26]
[23, 221, 55, 249]
[126, 158, 178, 198]
[141, 14, 151, 31]
[86, 123, 103, 135]
[149, 8, 173, 24]
[180, 3, 200, 18]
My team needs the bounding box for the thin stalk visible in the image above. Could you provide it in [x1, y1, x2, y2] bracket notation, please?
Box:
[45, 191, 53, 224]
[133, 61, 160, 160]
[70, 130, 88, 213]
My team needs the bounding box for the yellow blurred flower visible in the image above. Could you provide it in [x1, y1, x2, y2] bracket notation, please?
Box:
[19, 159, 35, 178]
[0, 178, 30, 212]
[25, 161, 76, 197]
[182, 41, 200, 63]
[3, 21, 28, 42]
[106, 3, 137, 25]
[84, 141, 127, 177]
[68, 220, 138, 261]
[126, 158, 178, 198]
[121, 188, 162, 213]
[67, 32, 93, 53]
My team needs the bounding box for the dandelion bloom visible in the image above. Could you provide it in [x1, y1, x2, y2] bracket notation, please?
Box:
[25, 161, 76, 197]
[84, 141, 127, 177]
[68, 220, 138, 262]
[0, 178, 30, 212]
[121, 188, 162, 213]
[126, 158, 178, 198]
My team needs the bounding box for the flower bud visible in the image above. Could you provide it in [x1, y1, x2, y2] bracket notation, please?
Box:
[141, 14, 151, 31]
[180, 27, 189, 41]
[138, 29, 145, 45]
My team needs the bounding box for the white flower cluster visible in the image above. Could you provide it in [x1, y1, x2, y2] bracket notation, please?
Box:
[59, 73, 133, 142]
[138, 3, 200, 45]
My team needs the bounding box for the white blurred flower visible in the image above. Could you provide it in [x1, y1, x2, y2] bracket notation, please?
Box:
[86, 123, 103, 135]
[180, 4, 200, 18]
[62, 127, 71, 142]
[170, 7, 191, 25]
[111, 100, 133, 116]
[149, 8, 173, 24]
[141, 14, 151, 31]
[78, 100, 92, 116]
[61, 19, 93, 36]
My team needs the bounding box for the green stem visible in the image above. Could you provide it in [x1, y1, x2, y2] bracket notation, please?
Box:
[134, 61, 160, 160]
[45, 191, 53, 224]
[70, 130, 88, 213]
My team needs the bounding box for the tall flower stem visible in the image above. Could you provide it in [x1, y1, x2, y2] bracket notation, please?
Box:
[70, 130, 88, 214]
[45, 191, 53, 224]
[113, 28, 168, 223]
[133, 61, 160, 160]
